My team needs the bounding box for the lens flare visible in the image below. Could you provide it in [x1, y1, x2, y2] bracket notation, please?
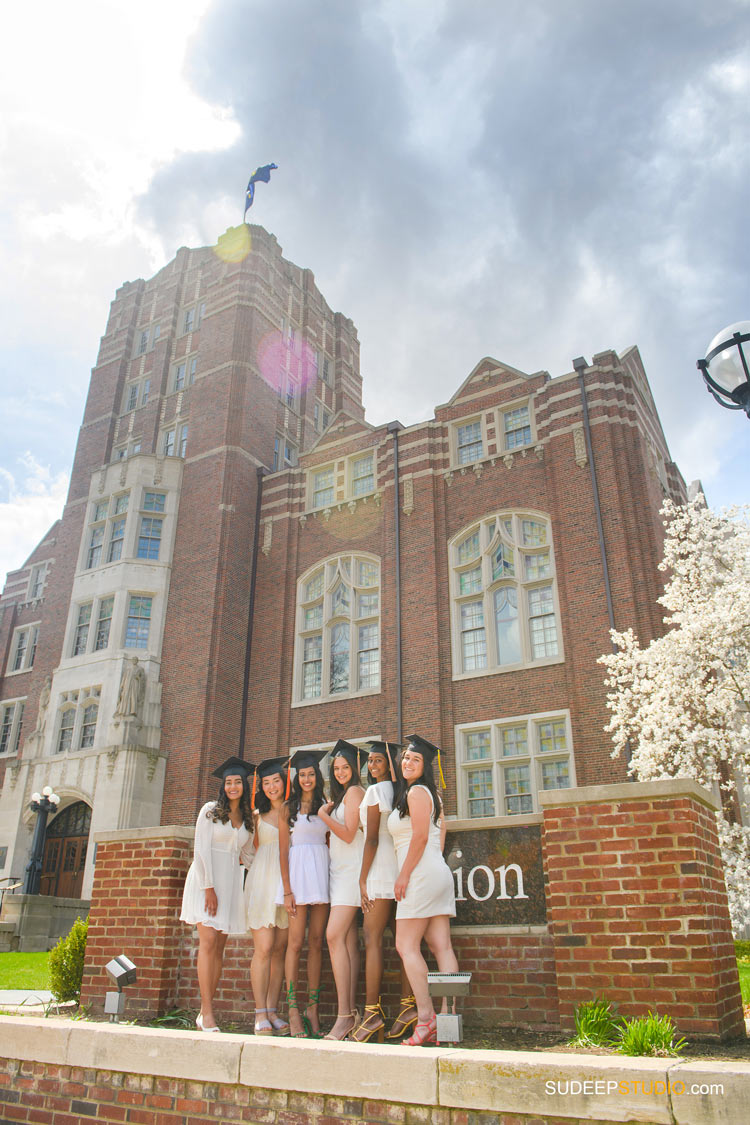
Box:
[214, 224, 252, 263]
[257, 331, 286, 393]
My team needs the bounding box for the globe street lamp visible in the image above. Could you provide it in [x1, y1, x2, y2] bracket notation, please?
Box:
[22, 786, 61, 895]
[696, 321, 750, 416]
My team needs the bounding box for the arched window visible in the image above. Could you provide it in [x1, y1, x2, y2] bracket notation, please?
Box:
[450, 512, 563, 677]
[295, 554, 381, 704]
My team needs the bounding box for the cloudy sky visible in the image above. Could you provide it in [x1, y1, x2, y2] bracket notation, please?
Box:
[2, 0, 749, 583]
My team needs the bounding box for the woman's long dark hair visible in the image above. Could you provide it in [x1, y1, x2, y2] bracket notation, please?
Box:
[209, 776, 254, 829]
[255, 770, 286, 816]
[329, 754, 363, 812]
[287, 764, 326, 827]
[395, 753, 441, 825]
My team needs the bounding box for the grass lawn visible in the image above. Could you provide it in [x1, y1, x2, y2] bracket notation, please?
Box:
[738, 959, 750, 1006]
[0, 952, 50, 990]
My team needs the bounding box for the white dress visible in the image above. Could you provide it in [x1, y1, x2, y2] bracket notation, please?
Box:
[329, 799, 364, 907]
[244, 815, 289, 931]
[387, 786, 456, 920]
[359, 781, 397, 899]
[180, 802, 250, 935]
[275, 810, 330, 905]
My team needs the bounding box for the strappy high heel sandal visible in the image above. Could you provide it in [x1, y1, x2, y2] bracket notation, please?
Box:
[286, 982, 307, 1038]
[386, 994, 418, 1039]
[304, 987, 322, 1038]
[324, 1010, 357, 1040]
[254, 1007, 273, 1036]
[402, 1015, 437, 1047]
[349, 1000, 385, 1043]
[267, 1006, 290, 1036]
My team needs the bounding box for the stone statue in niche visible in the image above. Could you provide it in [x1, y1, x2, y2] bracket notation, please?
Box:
[114, 657, 145, 724]
[34, 675, 52, 735]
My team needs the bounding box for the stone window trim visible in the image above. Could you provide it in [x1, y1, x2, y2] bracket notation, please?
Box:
[162, 425, 188, 458]
[0, 697, 26, 757]
[292, 553, 381, 707]
[456, 709, 575, 819]
[6, 623, 40, 675]
[67, 595, 116, 659]
[448, 398, 537, 470]
[449, 510, 564, 680]
[172, 356, 197, 393]
[500, 396, 535, 452]
[27, 563, 48, 601]
[306, 450, 378, 512]
[124, 593, 153, 650]
[53, 687, 101, 755]
[81, 493, 131, 572]
[134, 325, 161, 357]
[180, 302, 205, 337]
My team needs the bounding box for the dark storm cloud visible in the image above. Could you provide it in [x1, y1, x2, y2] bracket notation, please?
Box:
[139, 0, 750, 492]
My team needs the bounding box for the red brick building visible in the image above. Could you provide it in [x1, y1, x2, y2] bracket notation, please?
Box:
[0, 225, 686, 897]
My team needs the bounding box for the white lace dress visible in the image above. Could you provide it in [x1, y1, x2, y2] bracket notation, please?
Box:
[359, 781, 398, 899]
[180, 802, 250, 934]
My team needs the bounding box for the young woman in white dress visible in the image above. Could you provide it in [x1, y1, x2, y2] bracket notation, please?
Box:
[352, 740, 417, 1043]
[388, 735, 458, 1047]
[245, 757, 290, 1036]
[317, 739, 366, 1040]
[180, 755, 254, 1032]
[276, 748, 330, 1037]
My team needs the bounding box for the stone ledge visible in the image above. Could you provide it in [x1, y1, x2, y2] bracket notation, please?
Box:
[93, 824, 194, 844]
[540, 778, 718, 811]
[1, 1016, 747, 1125]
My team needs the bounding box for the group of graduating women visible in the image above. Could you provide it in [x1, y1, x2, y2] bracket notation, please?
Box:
[180, 735, 459, 1047]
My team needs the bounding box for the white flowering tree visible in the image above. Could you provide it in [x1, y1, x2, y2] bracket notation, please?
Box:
[599, 498, 750, 932]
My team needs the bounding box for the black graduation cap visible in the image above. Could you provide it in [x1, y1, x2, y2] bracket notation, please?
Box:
[366, 740, 401, 782]
[211, 755, 253, 780]
[406, 735, 446, 788]
[251, 756, 289, 808]
[289, 748, 328, 771]
[331, 739, 368, 774]
[256, 756, 289, 780]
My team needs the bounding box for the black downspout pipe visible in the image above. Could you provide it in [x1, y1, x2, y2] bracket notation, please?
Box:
[573, 358, 630, 769]
[238, 465, 265, 758]
[386, 421, 404, 742]
[572, 357, 616, 636]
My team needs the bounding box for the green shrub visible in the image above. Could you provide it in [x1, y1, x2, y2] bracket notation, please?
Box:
[48, 916, 88, 1003]
[616, 1011, 687, 1057]
[735, 940, 750, 962]
[569, 998, 622, 1047]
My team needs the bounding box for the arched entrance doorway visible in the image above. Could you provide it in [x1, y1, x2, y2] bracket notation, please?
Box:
[40, 801, 91, 898]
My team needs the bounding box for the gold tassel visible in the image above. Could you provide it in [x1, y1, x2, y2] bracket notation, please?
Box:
[251, 768, 258, 810]
[437, 747, 447, 790]
[385, 741, 396, 783]
[285, 759, 291, 799]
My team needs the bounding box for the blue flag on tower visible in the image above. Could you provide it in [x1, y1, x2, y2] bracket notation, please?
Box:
[244, 163, 278, 217]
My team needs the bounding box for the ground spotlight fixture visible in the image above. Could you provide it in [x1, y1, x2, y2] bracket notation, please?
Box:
[697, 321, 750, 416]
[104, 954, 137, 1021]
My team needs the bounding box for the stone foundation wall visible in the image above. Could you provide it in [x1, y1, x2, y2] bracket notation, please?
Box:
[2, 1016, 747, 1125]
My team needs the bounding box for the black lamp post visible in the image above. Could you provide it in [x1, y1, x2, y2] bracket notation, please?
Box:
[22, 787, 60, 895]
[696, 320, 750, 416]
